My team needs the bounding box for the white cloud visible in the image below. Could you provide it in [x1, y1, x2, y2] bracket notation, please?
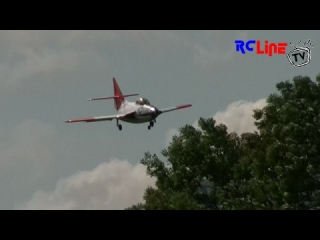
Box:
[209, 99, 266, 134]
[165, 98, 267, 146]
[0, 119, 155, 210]
[16, 159, 155, 210]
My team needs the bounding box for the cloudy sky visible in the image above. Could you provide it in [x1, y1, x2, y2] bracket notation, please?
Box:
[0, 30, 319, 210]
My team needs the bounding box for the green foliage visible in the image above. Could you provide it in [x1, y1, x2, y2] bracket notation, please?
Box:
[127, 74, 320, 210]
[252, 75, 320, 209]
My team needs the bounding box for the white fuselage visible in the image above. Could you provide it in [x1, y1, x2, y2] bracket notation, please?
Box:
[117, 100, 157, 124]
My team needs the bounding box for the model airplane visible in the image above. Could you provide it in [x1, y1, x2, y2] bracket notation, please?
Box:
[65, 78, 192, 130]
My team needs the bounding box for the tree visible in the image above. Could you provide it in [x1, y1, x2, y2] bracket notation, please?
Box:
[127, 74, 320, 210]
[251, 74, 320, 209]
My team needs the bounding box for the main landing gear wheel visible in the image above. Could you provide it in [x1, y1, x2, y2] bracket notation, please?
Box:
[148, 121, 154, 130]
[116, 119, 122, 131]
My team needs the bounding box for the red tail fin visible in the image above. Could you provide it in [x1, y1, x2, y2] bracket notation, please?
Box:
[113, 78, 125, 110]
[87, 78, 139, 110]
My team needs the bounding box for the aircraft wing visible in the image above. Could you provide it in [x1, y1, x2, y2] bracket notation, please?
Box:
[65, 111, 136, 123]
[158, 104, 192, 114]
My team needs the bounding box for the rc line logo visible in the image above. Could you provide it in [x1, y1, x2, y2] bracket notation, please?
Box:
[234, 40, 288, 57]
[234, 39, 313, 68]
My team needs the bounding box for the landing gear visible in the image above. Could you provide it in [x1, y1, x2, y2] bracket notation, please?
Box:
[148, 121, 154, 130]
[117, 119, 122, 131]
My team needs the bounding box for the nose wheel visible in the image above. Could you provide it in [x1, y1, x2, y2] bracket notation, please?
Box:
[148, 121, 154, 130]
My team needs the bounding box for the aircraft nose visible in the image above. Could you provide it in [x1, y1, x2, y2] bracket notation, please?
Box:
[151, 108, 157, 118]
[152, 107, 162, 118]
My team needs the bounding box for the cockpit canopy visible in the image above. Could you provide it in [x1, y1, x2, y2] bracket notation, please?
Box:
[135, 97, 150, 105]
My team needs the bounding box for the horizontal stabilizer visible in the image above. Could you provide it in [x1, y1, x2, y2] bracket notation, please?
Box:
[88, 94, 139, 101]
